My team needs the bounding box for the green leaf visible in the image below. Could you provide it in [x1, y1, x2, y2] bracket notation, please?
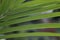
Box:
[0, 12, 60, 26]
[0, 32, 60, 39]
[0, 23, 60, 34]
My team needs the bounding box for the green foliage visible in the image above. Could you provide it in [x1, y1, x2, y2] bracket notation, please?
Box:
[0, 0, 60, 39]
